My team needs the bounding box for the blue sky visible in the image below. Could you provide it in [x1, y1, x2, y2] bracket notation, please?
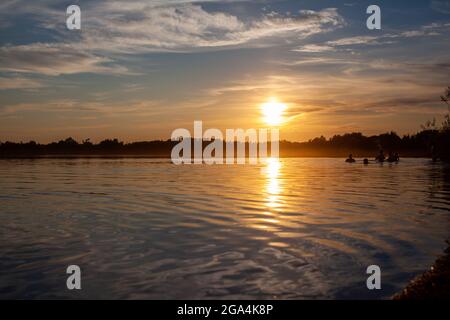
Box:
[0, 0, 449, 142]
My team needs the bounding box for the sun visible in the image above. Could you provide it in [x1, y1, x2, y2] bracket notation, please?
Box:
[261, 98, 287, 126]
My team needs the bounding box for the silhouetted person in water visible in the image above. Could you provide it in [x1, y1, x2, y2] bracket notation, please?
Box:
[394, 152, 400, 162]
[431, 144, 438, 162]
[387, 152, 400, 163]
[345, 154, 356, 163]
[387, 151, 394, 162]
[375, 150, 385, 162]
[363, 158, 369, 165]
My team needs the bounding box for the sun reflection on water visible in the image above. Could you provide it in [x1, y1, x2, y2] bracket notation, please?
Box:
[264, 158, 282, 209]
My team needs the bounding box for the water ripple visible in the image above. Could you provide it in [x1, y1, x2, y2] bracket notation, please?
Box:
[0, 158, 449, 299]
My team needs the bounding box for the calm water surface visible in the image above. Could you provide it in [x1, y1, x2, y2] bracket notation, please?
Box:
[0, 158, 449, 299]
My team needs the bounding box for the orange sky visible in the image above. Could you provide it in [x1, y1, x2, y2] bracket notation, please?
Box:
[0, 1, 449, 143]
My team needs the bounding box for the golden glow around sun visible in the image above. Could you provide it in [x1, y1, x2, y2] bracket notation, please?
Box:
[261, 98, 287, 126]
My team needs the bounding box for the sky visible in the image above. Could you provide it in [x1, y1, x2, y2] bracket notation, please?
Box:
[0, 0, 449, 143]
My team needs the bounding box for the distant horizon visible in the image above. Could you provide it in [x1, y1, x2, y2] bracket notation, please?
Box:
[0, 126, 444, 144]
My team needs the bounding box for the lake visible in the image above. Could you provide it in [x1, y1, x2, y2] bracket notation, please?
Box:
[0, 158, 449, 299]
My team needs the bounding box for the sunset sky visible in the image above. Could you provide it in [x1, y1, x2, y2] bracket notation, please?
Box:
[0, 0, 449, 143]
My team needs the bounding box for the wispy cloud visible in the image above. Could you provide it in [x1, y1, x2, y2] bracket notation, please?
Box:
[1, 1, 344, 52]
[294, 44, 336, 53]
[0, 43, 129, 76]
[294, 22, 449, 53]
[0, 98, 163, 116]
[80, 5, 344, 53]
[0, 76, 44, 90]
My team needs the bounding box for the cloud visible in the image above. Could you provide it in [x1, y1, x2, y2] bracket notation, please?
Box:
[80, 5, 344, 52]
[1, 1, 345, 52]
[294, 35, 384, 53]
[0, 2, 345, 77]
[293, 44, 336, 53]
[327, 36, 381, 46]
[399, 23, 444, 37]
[0, 43, 129, 76]
[0, 98, 163, 116]
[294, 22, 449, 53]
[0, 76, 44, 90]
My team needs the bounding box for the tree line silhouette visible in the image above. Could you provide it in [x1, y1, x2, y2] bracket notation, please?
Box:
[1, 130, 448, 159]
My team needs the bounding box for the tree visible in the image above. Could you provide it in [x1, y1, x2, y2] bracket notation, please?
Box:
[441, 86, 450, 131]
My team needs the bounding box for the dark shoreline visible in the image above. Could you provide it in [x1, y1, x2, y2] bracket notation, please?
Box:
[0, 155, 436, 160]
[393, 242, 450, 300]
[2, 129, 447, 159]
